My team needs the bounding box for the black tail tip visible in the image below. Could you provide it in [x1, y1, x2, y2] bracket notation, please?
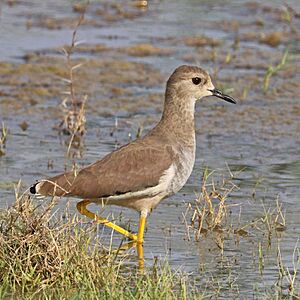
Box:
[30, 182, 38, 194]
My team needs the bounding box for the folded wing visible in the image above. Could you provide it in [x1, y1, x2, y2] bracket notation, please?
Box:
[33, 138, 175, 199]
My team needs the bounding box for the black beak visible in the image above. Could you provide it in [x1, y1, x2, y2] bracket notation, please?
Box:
[208, 89, 236, 104]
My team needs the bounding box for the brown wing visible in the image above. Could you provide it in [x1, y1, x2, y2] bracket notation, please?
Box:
[36, 137, 174, 199]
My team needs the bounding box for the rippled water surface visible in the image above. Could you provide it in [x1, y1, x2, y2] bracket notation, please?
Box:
[0, 0, 300, 298]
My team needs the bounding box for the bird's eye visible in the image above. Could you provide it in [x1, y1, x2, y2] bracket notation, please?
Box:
[192, 77, 202, 85]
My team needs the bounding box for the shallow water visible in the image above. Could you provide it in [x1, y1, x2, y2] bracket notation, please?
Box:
[1, 0, 300, 298]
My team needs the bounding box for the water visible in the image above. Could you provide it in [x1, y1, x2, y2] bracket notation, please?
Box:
[0, 0, 300, 298]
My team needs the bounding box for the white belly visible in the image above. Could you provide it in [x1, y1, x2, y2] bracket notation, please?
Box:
[168, 147, 195, 194]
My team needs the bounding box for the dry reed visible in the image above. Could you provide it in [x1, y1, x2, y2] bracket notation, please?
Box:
[183, 168, 238, 242]
[0, 122, 8, 157]
[57, 9, 88, 157]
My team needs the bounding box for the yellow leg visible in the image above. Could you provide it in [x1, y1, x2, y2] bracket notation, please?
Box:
[77, 199, 137, 241]
[137, 243, 144, 270]
[137, 213, 147, 243]
[137, 210, 147, 270]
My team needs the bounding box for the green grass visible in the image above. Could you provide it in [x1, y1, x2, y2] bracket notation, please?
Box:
[0, 191, 202, 300]
[263, 49, 289, 94]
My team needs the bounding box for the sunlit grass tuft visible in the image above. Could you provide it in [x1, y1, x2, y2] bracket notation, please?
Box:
[0, 184, 201, 300]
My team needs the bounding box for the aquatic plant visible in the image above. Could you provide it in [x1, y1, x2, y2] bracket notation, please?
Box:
[276, 241, 300, 298]
[0, 122, 8, 157]
[263, 49, 289, 94]
[183, 169, 287, 250]
[183, 167, 238, 243]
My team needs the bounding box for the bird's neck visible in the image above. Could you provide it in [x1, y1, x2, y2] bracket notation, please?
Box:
[155, 91, 196, 147]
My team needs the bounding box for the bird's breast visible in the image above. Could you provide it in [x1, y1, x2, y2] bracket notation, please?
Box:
[168, 146, 196, 194]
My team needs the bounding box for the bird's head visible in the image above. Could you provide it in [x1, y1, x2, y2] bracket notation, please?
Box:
[166, 65, 236, 105]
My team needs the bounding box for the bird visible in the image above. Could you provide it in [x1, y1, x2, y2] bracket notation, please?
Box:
[30, 65, 236, 264]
